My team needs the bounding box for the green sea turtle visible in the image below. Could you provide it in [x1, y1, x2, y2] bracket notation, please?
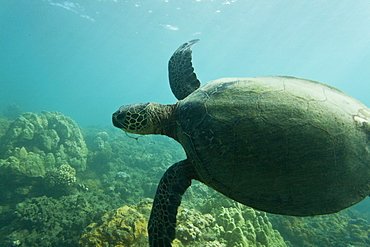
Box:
[112, 40, 370, 246]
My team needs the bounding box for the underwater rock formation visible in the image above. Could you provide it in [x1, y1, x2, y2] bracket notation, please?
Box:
[0, 111, 87, 203]
[85, 128, 186, 205]
[93, 131, 109, 151]
[44, 163, 77, 187]
[0, 116, 12, 137]
[79, 197, 287, 247]
[0, 111, 87, 172]
[1, 192, 124, 247]
[185, 196, 287, 247]
[2, 121, 370, 247]
[79, 199, 152, 247]
[2, 103, 23, 119]
[44, 163, 77, 197]
[176, 207, 221, 246]
[269, 209, 370, 247]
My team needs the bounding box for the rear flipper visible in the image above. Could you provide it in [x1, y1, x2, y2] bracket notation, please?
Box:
[148, 159, 195, 247]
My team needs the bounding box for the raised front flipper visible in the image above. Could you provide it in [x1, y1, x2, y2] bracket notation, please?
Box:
[168, 39, 200, 100]
[148, 160, 195, 247]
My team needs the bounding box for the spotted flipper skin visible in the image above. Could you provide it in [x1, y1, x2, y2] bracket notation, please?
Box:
[148, 160, 195, 246]
[168, 39, 200, 100]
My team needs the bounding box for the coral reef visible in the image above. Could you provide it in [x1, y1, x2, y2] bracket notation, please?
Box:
[44, 164, 77, 187]
[85, 127, 186, 205]
[1, 192, 125, 247]
[269, 209, 370, 247]
[79, 199, 152, 247]
[176, 195, 287, 247]
[0, 116, 12, 138]
[214, 204, 286, 247]
[0, 111, 88, 203]
[2, 120, 370, 247]
[2, 103, 23, 119]
[44, 164, 77, 197]
[80, 196, 287, 247]
[176, 207, 219, 246]
[92, 132, 109, 151]
[0, 111, 88, 172]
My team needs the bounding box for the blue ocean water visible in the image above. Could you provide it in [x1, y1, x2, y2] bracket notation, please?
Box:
[1, 0, 369, 126]
[1, 1, 370, 246]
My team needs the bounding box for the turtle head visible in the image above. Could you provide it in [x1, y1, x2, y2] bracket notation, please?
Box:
[112, 102, 176, 136]
[112, 103, 154, 135]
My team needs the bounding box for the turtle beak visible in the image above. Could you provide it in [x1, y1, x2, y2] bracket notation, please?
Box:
[112, 110, 124, 129]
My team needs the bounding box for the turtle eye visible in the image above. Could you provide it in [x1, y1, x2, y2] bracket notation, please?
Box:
[116, 114, 126, 121]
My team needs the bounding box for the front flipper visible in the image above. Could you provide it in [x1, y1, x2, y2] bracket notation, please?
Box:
[168, 39, 201, 100]
[148, 159, 196, 247]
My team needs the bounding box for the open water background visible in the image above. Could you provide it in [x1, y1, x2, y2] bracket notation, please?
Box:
[1, 0, 369, 126]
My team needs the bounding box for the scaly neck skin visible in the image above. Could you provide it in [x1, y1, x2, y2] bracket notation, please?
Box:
[148, 102, 178, 140]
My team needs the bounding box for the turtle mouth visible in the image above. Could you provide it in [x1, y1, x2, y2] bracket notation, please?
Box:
[112, 111, 125, 129]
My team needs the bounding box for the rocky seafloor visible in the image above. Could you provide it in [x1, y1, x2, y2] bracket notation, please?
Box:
[1, 111, 370, 247]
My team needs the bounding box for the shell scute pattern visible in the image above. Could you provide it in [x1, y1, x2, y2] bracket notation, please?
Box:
[174, 76, 370, 216]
